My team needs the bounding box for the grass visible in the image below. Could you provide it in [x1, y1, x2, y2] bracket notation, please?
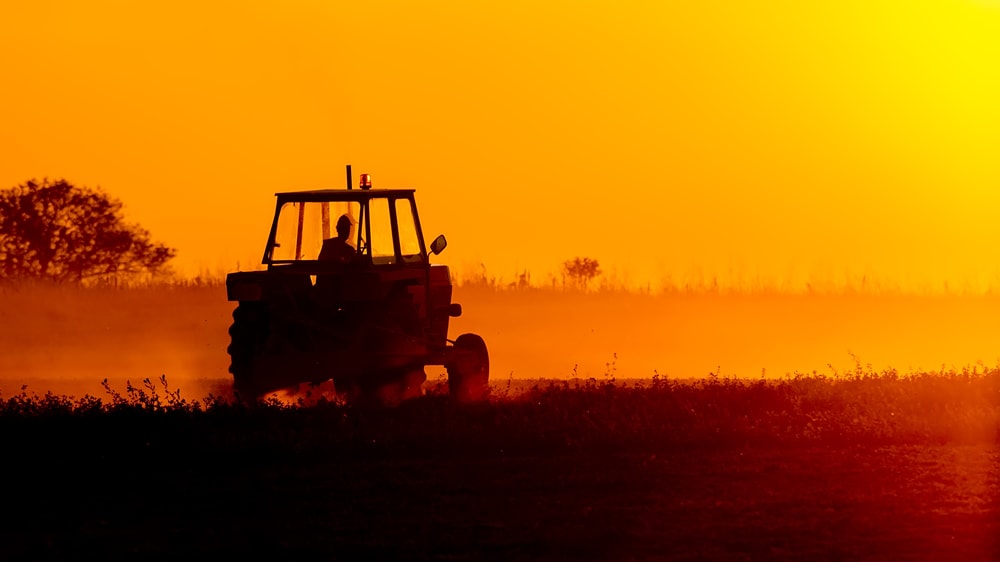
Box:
[3, 367, 997, 455]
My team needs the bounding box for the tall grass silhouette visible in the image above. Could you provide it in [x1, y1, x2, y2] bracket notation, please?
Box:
[3, 367, 997, 454]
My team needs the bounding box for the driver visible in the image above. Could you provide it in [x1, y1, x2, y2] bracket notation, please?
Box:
[319, 214, 356, 263]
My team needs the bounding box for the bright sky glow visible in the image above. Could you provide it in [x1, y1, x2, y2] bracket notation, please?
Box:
[1, 0, 998, 291]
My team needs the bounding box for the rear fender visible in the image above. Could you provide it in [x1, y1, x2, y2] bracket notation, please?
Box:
[226, 270, 311, 302]
[427, 265, 454, 346]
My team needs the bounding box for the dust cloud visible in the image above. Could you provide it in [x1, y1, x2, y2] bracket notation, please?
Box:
[449, 285, 1000, 382]
[2, 283, 999, 401]
[0, 284, 234, 400]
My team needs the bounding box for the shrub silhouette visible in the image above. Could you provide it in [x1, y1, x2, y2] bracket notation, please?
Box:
[562, 256, 601, 289]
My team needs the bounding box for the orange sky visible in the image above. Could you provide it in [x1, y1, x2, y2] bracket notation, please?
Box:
[2, 0, 999, 291]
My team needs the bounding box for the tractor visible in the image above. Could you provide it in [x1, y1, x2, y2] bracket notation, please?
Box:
[224, 167, 488, 403]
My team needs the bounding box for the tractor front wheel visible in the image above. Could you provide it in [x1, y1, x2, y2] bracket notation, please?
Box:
[447, 333, 489, 403]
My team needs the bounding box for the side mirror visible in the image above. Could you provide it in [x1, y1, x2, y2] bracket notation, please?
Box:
[430, 234, 447, 255]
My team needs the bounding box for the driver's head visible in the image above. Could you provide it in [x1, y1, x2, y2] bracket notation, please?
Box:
[336, 214, 352, 238]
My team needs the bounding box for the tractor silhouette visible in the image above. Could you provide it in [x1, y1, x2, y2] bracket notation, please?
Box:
[225, 167, 488, 403]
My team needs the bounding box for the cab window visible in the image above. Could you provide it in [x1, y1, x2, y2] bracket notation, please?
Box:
[367, 198, 395, 264]
[271, 201, 359, 262]
[395, 198, 423, 263]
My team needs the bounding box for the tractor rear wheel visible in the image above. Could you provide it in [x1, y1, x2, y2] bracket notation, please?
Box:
[227, 302, 269, 400]
[448, 333, 489, 403]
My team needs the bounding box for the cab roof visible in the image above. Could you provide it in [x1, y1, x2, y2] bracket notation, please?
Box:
[273, 188, 416, 202]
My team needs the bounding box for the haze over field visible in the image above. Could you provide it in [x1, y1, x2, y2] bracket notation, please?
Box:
[3, 0, 1000, 291]
[2, 284, 999, 401]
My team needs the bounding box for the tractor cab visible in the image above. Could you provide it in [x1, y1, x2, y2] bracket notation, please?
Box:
[263, 188, 446, 269]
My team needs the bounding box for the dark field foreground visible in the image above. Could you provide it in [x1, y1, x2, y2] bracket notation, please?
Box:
[2, 372, 999, 561]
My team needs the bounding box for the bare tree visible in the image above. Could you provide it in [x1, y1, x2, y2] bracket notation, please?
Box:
[0, 178, 176, 283]
[562, 256, 601, 289]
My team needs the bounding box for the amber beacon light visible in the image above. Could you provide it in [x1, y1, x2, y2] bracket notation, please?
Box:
[360, 174, 372, 190]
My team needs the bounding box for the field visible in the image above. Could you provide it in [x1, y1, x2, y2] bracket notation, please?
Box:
[1, 283, 999, 559]
[3, 373, 998, 559]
